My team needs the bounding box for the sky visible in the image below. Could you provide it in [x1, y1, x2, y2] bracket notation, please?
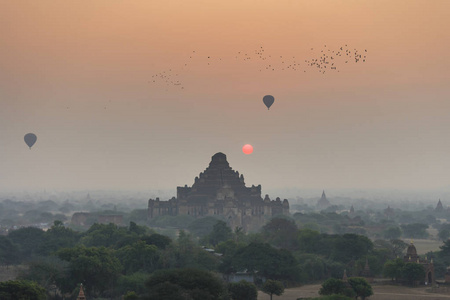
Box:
[1, 0, 450, 194]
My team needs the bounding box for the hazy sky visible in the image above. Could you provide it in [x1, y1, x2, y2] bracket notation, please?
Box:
[1, 0, 449, 193]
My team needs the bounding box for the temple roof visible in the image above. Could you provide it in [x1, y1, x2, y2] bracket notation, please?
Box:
[178, 153, 261, 202]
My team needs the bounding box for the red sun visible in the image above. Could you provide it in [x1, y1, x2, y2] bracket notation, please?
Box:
[242, 144, 253, 155]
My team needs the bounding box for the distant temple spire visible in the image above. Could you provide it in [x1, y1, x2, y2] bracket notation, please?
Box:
[317, 190, 331, 209]
[77, 284, 86, 300]
[436, 199, 444, 211]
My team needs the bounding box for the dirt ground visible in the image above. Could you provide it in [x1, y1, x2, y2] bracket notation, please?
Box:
[257, 284, 450, 300]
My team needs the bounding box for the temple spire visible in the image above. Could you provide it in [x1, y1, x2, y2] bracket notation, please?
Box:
[77, 284, 86, 300]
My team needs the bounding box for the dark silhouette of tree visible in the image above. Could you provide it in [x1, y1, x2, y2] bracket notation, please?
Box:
[402, 262, 425, 286]
[145, 268, 226, 300]
[8, 227, 46, 259]
[57, 246, 122, 296]
[0, 236, 20, 266]
[262, 217, 298, 250]
[383, 258, 404, 281]
[0, 280, 46, 300]
[208, 220, 232, 246]
[261, 279, 284, 300]
[347, 277, 373, 300]
[228, 280, 257, 300]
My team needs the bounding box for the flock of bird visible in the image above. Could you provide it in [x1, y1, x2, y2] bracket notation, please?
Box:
[149, 45, 368, 90]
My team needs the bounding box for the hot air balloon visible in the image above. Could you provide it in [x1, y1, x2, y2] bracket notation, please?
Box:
[263, 95, 274, 110]
[24, 133, 37, 149]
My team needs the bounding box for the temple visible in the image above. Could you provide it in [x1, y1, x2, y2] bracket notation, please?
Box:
[148, 152, 289, 231]
[404, 242, 434, 285]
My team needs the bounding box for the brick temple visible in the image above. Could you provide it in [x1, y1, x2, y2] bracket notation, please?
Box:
[148, 152, 289, 231]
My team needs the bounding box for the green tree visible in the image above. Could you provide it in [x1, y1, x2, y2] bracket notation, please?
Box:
[19, 256, 69, 292]
[116, 241, 159, 274]
[383, 227, 402, 240]
[228, 280, 257, 300]
[159, 231, 220, 270]
[332, 234, 373, 263]
[40, 220, 79, 255]
[188, 216, 221, 238]
[230, 242, 302, 283]
[383, 258, 404, 281]
[0, 280, 46, 300]
[297, 228, 322, 253]
[390, 239, 408, 258]
[57, 245, 122, 296]
[261, 279, 284, 300]
[0, 236, 20, 266]
[347, 277, 373, 300]
[438, 225, 450, 241]
[319, 278, 347, 296]
[402, 262, 425, 286]
[209, 221, 233, 246]
[142, 233, 172, 249]
[145, 268, 226, 300]
[124, 291, 139, 300]
[296, 253, 326, 281]
[116, 272, 148, 296]
[80, 223, 129, 248]
[262, 217, 298, 250]
[8, 227, 46, 259]
[401, 223, 429, 239]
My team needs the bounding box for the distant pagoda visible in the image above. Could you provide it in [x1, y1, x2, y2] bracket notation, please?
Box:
[77, 284, 86, 300]
[436, 199, 444, 211]
[317, 190, 331, 209]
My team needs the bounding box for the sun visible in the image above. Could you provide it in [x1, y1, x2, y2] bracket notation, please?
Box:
[242, 144, 253, 155]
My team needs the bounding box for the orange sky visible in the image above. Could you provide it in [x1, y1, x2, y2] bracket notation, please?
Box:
[1, 0, 450, 193]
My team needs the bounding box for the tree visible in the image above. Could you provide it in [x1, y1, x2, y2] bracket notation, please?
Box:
[383, 258, 404, 281]
[40, 220, 79, 255]
[332, 234, 373, 263]
[80, 223, 129, 248]
[347, 277, 373, 300]
[402, 262, 425, 286]
[383, 227, 402, 240]
[262, 217, 298, 250]
[401, 223, 429, 239]
[116, 241, 159, 274]
[297, 253, 326, 281]
[142, 233, 172, 249]
[208, 221, 233, 246]
[188, 216, 221, 238]
[145, 268, 226, 300]
[0, 236, 20, 267]
[230, 242, 302, 283]
[0, 280, 46, 300]
[390, 239, 408, 258]
[57, 246, 122, 296]
[228, 280, 257, 300]
[319, 278, 347, 296]
[19, 256, 69, 293]
[261, 279, 284, 300]
[8, 227, 46, 259]
[124, 291, 139, 300]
